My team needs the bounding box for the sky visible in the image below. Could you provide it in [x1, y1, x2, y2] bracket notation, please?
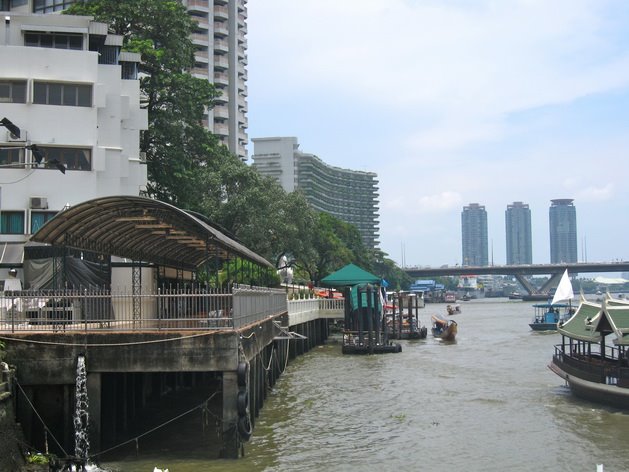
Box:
[245, 0, 629, 268]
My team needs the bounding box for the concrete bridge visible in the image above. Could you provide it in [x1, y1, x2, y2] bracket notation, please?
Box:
[404, 261, 629, 296]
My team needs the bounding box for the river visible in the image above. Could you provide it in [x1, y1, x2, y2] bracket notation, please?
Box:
[100, 298, 629, 472]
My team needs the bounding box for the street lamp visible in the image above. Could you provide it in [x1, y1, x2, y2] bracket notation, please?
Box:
[0, 119, 66, 174]
[0, 117, 20, 139]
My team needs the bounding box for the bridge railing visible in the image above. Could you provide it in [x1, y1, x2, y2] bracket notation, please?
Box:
[0, 284, 287, 333]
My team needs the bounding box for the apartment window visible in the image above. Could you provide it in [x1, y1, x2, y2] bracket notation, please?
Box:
[33, 82, 92, 107]
[0, 148, 25, 168]
[24, 32, 83, 50]
[39, 147, 91, 171]
[0, 80, 27, 104]
[32, 0, 77, 13]
[30, 211, 57, 234]
[1, 211, 25, 235]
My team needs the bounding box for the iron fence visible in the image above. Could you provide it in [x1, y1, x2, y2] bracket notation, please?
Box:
[0, 284, 287, 333]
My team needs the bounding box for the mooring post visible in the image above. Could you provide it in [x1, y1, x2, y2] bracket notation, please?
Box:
[221, 370, 240, 458]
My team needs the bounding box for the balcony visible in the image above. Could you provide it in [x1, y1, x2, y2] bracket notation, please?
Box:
[213, 71, 229, 86]
[214, 5, 229, 20]
[187, 0, 210, 13]
[214, 55, 229, 70]
[191, 32, 209, 46]
[214, 21, 229, 37]
[214, 38, 229, 54]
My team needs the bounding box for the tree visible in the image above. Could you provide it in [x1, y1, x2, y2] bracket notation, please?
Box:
[64, 0, 227, 210]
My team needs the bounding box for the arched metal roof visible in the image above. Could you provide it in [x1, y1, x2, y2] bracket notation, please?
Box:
[30, 196, 273, 271]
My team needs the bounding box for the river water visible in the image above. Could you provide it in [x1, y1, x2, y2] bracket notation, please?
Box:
[100, 298, 629, 472]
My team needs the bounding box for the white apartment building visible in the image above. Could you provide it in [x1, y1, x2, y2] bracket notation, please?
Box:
[0, 12, 147, 271]
[5, 0, 249, 161]
[252, 137, 381, 250]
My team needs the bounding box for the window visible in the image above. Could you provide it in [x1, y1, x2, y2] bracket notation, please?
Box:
[32, 0, 77, 13]
[0, 80, 27, 104]
[24, 32, 83, 50]
[1, 211, 25, 235]
[38, 147, 91, 171]
[30, 211, 57, 234]
[33, 82, 92, 107]
[0, 148, 25, 168]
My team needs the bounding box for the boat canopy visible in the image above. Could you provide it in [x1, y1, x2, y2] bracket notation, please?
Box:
[560, 298, 629, 345]
[604, 304, 629, 346]
[558, 299, 602, 342]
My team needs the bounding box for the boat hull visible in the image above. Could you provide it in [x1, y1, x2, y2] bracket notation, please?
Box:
[529, 322, 558, 331]
[549, 360, 629, 409]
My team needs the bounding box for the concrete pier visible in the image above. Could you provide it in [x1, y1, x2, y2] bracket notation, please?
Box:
[1, 300, 339, 461]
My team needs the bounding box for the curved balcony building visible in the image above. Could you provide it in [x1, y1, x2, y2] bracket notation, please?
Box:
[252, 137, 380, 249]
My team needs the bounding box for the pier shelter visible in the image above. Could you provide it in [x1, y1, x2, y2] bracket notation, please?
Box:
[322, 264, 400, 354]
[0, 196, 300, 461]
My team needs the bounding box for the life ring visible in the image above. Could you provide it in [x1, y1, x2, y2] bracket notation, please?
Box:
[237, 390, 249, 416]
[238, 414, 252, 441]
[237, 361, 249, 387]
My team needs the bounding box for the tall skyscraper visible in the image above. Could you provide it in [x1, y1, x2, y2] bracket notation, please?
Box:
[505, 202, 532, 265]
[252, 137, 380, 249]
[461, 203, 488, 266]
[6, 0, 249, 161]
[549, 199, 577, 263]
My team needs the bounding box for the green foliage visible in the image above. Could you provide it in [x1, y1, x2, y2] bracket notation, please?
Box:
[64, 0, 224, 210]
[64, 0, 408, 287]
[26, 453, 49, 464]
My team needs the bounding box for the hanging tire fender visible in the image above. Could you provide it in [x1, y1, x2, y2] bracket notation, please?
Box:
[237, 361, 249, 387]
[237, 390, 249, 416]
[238, 414, 252, 441]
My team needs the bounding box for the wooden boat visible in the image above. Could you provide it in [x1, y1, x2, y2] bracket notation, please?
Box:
[549, 296, 629, 409]
[431, 315, 457, 341]
[446, 304, 461, 316]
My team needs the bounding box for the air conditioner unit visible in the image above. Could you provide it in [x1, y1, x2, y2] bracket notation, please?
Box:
[29, 196, 48, 210]
[6, 130, 26, 142]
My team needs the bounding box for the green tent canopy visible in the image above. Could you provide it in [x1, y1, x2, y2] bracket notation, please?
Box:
[320, 263, 380, 287]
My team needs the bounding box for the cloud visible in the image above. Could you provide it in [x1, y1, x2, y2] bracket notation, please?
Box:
[578, 184, 615, 202]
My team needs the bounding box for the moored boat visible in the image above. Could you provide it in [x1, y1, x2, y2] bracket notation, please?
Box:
[431, 315, 457, 341]
[385, 291, 427, 339]
[549, 296, 629, 409]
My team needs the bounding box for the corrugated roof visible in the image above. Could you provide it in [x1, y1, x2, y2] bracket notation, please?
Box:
[30, 196, 273, 271]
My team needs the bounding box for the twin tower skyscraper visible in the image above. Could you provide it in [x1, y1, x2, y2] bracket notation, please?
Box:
[461, 200, 578, 267]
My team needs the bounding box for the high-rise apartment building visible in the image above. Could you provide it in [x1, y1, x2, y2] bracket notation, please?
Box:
[4, 0, 249, 161]
[505, 202, 532, 265]
[549, 199, 577, 263]
[252, 137, 380, 249]
[461, 203, 488, 266]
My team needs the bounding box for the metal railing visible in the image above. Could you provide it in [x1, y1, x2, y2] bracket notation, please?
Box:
[287, 298, 344, 316]
[0, 284, 287, 333]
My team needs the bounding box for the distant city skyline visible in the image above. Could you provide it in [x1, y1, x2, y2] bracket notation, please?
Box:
[460, 199, 580, 267]
[247, 1, 629, 267]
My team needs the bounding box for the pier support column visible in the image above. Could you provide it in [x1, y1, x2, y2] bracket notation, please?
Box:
[87, 372, 102, 455]
[221, 371, 239, 458]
